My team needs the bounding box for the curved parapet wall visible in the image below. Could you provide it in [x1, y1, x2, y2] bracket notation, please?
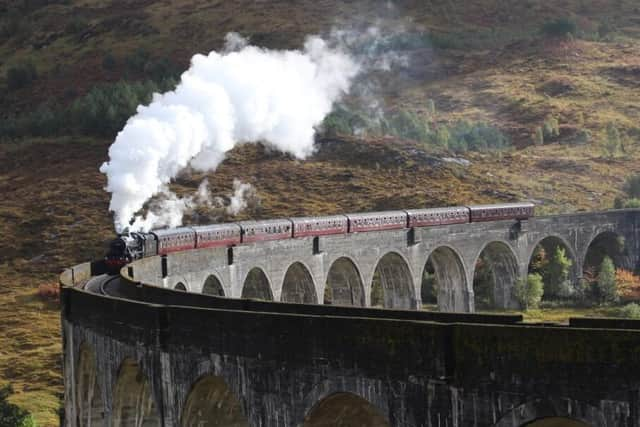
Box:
[62, 273, 640, 426]
[61, 208, 640, 426]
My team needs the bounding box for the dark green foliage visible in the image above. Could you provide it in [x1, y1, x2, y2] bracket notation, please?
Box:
[125, 47, 151, 74]
[623, 174, 640, 199]
[613, 174, 640, 210]
[529, 244, 577, 302]
[321, 106, 375, 138]
[0, 105, 64, 139]
[545, 246, 573, 299]
[70, 80, 164, 137]
[614, 197, 640, 209]
[421, 263, 438, 306]
[618, 303, 640, 319]
[125, 48, 180, 81]
[542, 17, 578, 37]
[321, 105, 510, 153]
[382, 110, 430, 142]
[445, 120, 510, 152]
[514, 273, 544, 310]
[370, 271, 384, 307]
[473, 258, 494, 310]
[0, 79, 177, 140]
[0, 384, 34, 427]
[145, 57, 181, 82]
[6, 62, 37, 90]
[596, 256, 618, 304]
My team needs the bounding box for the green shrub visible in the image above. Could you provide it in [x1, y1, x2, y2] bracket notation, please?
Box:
[432, 125, 451, 149]
[383, 110, 429, 142]
[618, 303, 640, 319]
[124, 48, 180, 81]
[446, 120, 510, 152]
[545, 246, 573, 299]
[6, 62, 37, 90]
[145, 57, 180, 82]
[596, 256, 618, 304]
[515, 273, 545, 310]
[614, 197, 640, 209]
[0, 78, 177, 139]
[321, 106, 375, 138]
[421, 268, 438, 305]
[125, 47, 151, 74]
[0, 384, 35, 427]
[71, 80, 162, 136]
[473, 258, 495, 310]
[623, 174, 640, 199]
[542, 17, 578, 37]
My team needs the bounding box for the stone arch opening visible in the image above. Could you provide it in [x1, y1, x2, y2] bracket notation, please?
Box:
[180, 375, 249, 427]
[583, 231, 627, 275]
[175, 282, 187, 292]
[324, 257, 365, 307]
[473, 241, 519, 310]
[523, 419, 591, 427]
[202, 275, 224, 296]
[528, 236, 578, 302]
[303, 392, 389, 427]
[76, 345, 104, 426]
[422, 247, 468, 312]
[281, 262, 317, 304]
[371, 252, 414, 309]
[241, 268, 273, 301]
[112, 359, 160, 427]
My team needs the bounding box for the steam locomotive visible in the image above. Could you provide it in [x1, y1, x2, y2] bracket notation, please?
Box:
[105, 202, 534, 271]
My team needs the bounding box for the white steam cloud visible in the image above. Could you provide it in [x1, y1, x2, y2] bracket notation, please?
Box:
[127, 179, 258, 231]
[100, 33, 359, 232]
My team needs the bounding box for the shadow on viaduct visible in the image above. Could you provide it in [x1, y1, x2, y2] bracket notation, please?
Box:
[60, 209, 640, 426]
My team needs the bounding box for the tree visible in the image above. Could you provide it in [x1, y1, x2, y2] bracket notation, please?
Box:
[433, 125, 450, 149]
[545, 246, 573, 299]
[515, 273, 544, 310]
[0, 384, 35, 427]
[597, 256, 618, 304]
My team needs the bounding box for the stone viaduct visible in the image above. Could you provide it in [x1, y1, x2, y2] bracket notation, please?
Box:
[60, 208, 640, 427]
[130, 209, 639, 312]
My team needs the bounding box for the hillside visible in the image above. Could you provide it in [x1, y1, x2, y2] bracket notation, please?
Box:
[1, 0, 640, 424]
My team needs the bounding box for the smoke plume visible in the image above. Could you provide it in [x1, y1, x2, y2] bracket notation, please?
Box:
[100, 34, 359, 232]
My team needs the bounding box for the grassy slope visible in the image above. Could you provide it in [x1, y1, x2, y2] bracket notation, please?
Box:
[1, 1, 640, 424]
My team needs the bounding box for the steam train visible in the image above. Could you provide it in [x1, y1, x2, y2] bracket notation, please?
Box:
[105, 202, 534, 270]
